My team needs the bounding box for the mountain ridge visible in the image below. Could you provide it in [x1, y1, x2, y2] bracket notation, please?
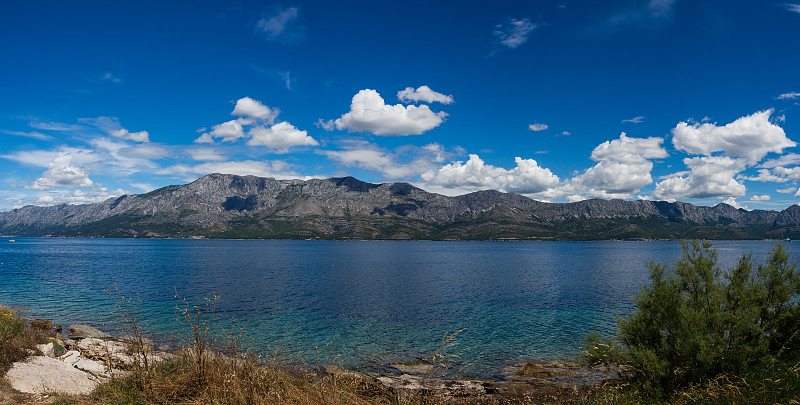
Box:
[2, 173, 799, 240]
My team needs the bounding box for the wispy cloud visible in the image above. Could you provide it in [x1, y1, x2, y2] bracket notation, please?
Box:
[528, 123, 548, 131]
[784, 3, 800, 13]
[490, 18, 541, 56]
[622, 116, 646, 123]
[606, 0, 678, 28]
[250, 64, 295, 90]
[100, 72, 124, 84]
[28, 121, 79, 131]
[0, 129, 53, 141]
[776, 91, 800, 100]
[255, 6, 305, 43]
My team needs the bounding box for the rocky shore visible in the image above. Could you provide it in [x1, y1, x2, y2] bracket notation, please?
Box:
[1, 315, 627, 403]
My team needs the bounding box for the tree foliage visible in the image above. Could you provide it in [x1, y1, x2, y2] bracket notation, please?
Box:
[609, 241, 800, 393]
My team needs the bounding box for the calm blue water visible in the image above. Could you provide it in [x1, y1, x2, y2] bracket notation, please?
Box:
[0, 238, 789, 378]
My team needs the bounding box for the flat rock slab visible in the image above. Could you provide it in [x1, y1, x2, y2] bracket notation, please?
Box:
[67, 324, 108, 339]
[4, 356, 99, 395]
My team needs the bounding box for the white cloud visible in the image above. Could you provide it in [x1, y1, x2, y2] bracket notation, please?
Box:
[0, 129, 53, 141]
[493, 18, 538, 50]
[723, 197, 748, 210]
[590, 132, 667, 163]
[750, 194, 770, 201]
[784, 4, 800, 14]
[654, 156, 747, 200]
[741, 168, 789, 183]
[155, 160, 297, 180]
[187, 147, 226, 162]
[332, 89, 447, 136]
[193, 133, 214, 144]
[621, 116, 646, 123]
[777, 187, 796, 194]
[569, 133, 667, 198]
[671, 109, 794, 164]
[195, 97, 312, 152]
[80, 116, 150, 143]
[772, 166, 800, 180]
[28, 153, 94, 190]
[776, 91, 800, 100]
[528, 123, 548, 131]
[397, 86, 454, 104]
[109, 128, 150, 142]
[246, 122, 319, 153]
[232, 97, 279, 123]
[607, 0, 678, 26]
[322, 141, 446, 179]
[32, 187, 124, 206]
[422, 154, 559, 194]
[100, 72, 123, 83]
[28, 121, 79, 131]
[256, 6, 304, 42]
[760, 153, 800, 169]
[202, 120, 245, 143]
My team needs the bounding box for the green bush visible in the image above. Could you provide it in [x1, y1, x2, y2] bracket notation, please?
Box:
[0, 306, 39, 372]
[610, 241, 800, 394]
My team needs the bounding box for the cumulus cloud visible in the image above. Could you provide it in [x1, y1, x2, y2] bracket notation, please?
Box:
[723, 197, 748, 210]
[654, 156, 747, 200]
[247, 122, 319, 152]
[201, 120, 245, 143]
[750, 194, 770, 201]
[671, 109, 794, 164]
[528, 123, 548, 131]
[256, 6, 304, 42]
[569, 133, 667, 198]
[331, 89, 447, 136]
[422, 154, 560, 194]
[397, 86, 454, 104]
[741, 169, 790, 183]
[195, 97, 316, 151]
[493, 18, 539, 50]
[772, 166, 800, 181]
[232, 97, 279, 123]
[28, 153, 94, 190]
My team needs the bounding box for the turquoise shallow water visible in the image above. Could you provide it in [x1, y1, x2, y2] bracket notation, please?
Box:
[0, 238, 788, 378]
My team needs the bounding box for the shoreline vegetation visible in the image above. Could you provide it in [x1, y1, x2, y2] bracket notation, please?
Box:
[2, 241, 799, 404]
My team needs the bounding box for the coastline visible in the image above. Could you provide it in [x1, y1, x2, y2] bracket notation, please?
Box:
[0, 303, 625, 403]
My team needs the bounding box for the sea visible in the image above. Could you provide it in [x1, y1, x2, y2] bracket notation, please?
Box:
[0, 238, 788, 379]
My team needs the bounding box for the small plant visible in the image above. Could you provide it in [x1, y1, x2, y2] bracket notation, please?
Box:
[104, 285, 155, 392]
[0, 304, 39, 373]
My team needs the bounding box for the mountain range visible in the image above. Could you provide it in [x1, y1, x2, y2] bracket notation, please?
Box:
[2, 173, 800, 240]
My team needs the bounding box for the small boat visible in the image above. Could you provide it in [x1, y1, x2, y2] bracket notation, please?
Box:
[8, 239, 15, 242]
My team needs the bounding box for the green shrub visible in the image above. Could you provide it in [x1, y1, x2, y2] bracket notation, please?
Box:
[611, 241, 800, 394]
[0, 306, 39, 372]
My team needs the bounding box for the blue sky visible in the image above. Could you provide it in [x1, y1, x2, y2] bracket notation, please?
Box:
[2, 0, 800, 211]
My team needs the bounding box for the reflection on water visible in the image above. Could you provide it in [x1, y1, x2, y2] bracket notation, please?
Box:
[0, 238, 787, 378]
